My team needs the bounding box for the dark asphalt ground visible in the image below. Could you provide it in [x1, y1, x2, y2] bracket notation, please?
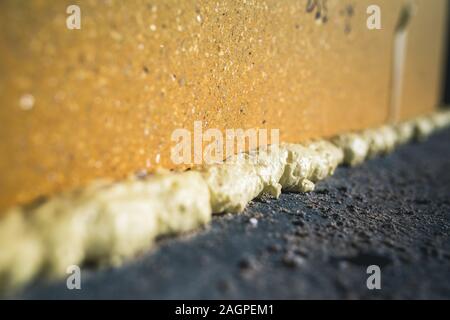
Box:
[17, 128, 450, 299]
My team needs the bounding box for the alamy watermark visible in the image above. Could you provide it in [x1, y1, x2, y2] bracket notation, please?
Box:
[66, 5, 81, 30]
[66, 265, 81, 290]
[366, 265, 381, 290]
[170, 121, 280, 165]
[65, 3, 382, 31]
[366, 5, 382, 30]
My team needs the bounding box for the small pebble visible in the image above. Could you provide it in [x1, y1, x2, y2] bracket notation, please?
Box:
[282, 253, 305, 268]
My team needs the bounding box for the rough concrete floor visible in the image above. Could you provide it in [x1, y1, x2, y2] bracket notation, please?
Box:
[17, 129, 450, 299]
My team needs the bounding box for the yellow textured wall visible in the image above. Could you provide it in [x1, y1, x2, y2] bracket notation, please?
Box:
[401, 0, 447, 120]
[0, 0, 447, 211]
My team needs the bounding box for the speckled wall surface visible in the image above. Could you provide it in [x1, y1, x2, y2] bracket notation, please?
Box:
[0, 0, 446, 211]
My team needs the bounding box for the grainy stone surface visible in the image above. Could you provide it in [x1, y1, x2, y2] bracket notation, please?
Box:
[17, 129, 450, 299]
[1, 0, 446, 211]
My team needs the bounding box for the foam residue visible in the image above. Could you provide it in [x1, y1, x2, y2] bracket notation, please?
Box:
[0, 172, 211, 291]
